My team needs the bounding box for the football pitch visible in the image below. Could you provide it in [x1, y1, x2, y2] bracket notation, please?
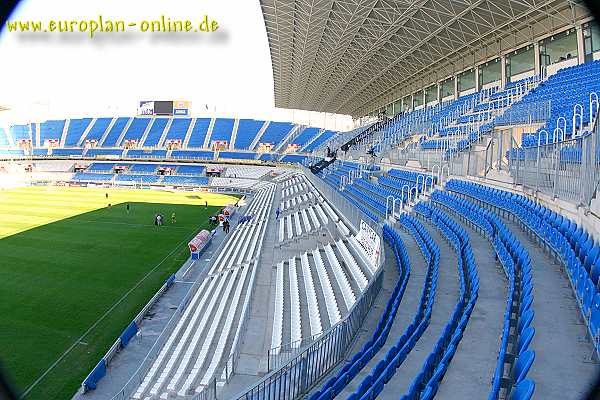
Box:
[0, 185, 239, 399]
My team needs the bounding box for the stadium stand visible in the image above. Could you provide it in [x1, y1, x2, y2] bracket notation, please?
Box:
[64, 118, 92, 147]
[175, 165, 204, 175]
[142, 118, 169, 147]
[256, 121, 295, 147]
[210, 118, 235, 144]
[101, 117, 130, 146]
[171, 150, 214, 160]
[164, 118, 192, 143]
[126, 149, 167, 159]
[121, 117, 152, 144]
[83, 118, 113, 143]
[224, 165, 272, 179]
[187, 118, 211, 148]
[39, 120, 66, 145]
[218, 151, 257, 160]
[131, 184, 275, 399]
[6, 12, 600, 400]
[235, 119, 266, 149]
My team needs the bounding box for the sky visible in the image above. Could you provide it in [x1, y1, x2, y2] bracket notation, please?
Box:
[0, 0, 353, 130]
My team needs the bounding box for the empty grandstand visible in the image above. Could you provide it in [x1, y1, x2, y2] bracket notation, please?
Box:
[2, 1, 600, 400]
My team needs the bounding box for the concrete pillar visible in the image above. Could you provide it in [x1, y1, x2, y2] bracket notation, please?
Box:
[475, 66, 480, 92]
[501, 55, 507, 88]
[534, 42, 541, 76]
[454, 76, 459, 99]
[576, 24, 585, 64]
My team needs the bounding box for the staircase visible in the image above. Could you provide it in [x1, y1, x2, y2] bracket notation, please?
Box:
[59, 119, 70, 147]
[274, 125, 302, 152]
[203, 118, 216, 148]
[138, 117, 156, 147]
[250, 121, 270, 150]
[183, 118, 197, 148]
[229, 119, 240, 149]
[98, 117, 118, 146]
[157, 118, 174, 148]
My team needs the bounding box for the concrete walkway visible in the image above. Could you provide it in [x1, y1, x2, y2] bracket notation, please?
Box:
[435, 214, 506, 398]
[72, 197, 254, 400]
[501, 216, 599, 399]
[376, 218, 460, 398]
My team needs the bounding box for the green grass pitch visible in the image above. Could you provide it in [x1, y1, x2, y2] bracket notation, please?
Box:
[0, 185, 239, 399]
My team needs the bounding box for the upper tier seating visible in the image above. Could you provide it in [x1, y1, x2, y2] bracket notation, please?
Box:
[218, 151, 256, 160]
[164, 118, 191, 142]
[171, 150, 213, 160]
[85, 118, 113, 142]
[304, 130, 336, 152]
[143, 118, 169, 147]
[39, 120, 65, 144]
[102, 117, 130, 146]
[64, 118, 92, 146]
[127, 149, 167, 159]
[187, 118, 211, 148]
[292, 127, 321, 146]
[234, 119, 264, 149]
[210, 118, 235, 143]
[86, 148, 124, 157]
[0, 128, 9, 146]
[122, 117, 152, 143]
[498, 60, 600, 146]
[259, 122, 294, 145]
[9, 124, 31, 141]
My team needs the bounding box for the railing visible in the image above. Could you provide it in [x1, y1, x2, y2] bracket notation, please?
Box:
[108, 225, 239, 400]
[447, 137, 494, 178]
[301, 165, 381, 234]
[191, 376, 217, 400]
[509, 119, 600, 206]
[233, 267, 384, 400]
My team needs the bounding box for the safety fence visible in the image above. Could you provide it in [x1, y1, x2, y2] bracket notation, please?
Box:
[81, 273, 177, 393]
[508, 119, 600, 206]
[234, 267, 384, 400]
[301, 165, 381, 234]
[105, 229, 235, 400]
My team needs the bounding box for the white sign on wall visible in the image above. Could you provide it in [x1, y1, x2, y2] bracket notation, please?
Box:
[355, 220, 381, 268]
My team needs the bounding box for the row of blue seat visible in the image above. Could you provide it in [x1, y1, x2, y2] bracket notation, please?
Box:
[406, 202, 479, 399]
[322, 174, 380, 222]
[86, 163, 205, 176]
[431, 188, 536, 399]
[446, 179, 600, 357]
[310, 224, 412, 400]
[330, 214, 440, 399]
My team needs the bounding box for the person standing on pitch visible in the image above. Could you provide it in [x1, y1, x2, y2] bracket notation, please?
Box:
[171, 212, 176, 224]
[126, 204, 130, 214]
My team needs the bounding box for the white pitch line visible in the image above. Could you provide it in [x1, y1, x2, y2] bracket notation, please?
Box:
[19, 229, 198, 399]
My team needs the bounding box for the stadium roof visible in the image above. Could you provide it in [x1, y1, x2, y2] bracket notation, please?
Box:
[260, 0, 591, 116]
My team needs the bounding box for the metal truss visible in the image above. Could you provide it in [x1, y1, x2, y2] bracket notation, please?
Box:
[260, 0, 591, 116]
